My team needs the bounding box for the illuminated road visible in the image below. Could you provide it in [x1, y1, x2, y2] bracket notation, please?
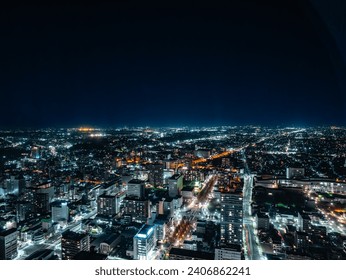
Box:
[197, 175, 218, 203]
[243, 171, 263, 260]
[166, 175, 218, 248]
[240, 130, 307, 259]
[193, 150, 238, 165]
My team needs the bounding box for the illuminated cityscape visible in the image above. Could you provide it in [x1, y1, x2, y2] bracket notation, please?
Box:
[1, 0, 345, 263]
[0, 126, 345, 260]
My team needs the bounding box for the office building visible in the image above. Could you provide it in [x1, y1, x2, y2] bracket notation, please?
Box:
[127, 179, 145, 199]
[147, 163, 164, 187]
[157, 196, 181, 217]
[133, 225, 156, 260]
[97, 194, 119, 217]
[16, 201, 33, 222]
[32, 182, 54, 214]
[215, 244, 242, 260]
[123, 197, 151, 223]
[61, 230, 90, 260]
[168, 174, 183, 198]
[0, 228, 18, 260]
[220, 190, 243, 245]
[51, 201, 69, 223]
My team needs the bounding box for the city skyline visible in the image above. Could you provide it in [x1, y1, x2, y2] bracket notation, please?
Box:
[0, 0, 345, 262]
[0, 126, 345, 260]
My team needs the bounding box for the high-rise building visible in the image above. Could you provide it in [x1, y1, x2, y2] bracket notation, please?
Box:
[168, 174, 183, 198]
[16, 201, 33, 222]
[147, 163, 164, 187]
[127, 179, 145, 199]
[32, 182, 54, 214]
[123, 197, 151, 223]
[51, 201, 69, 223]
[61, 230, 90, 260]
[133, 225, 156, 260]
[0, 228, 18, 260]
[97, 194, 119, 217]
[220, 190, 243, 245]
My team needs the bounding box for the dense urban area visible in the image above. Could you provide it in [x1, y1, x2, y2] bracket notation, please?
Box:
[0, 126, 345, 260]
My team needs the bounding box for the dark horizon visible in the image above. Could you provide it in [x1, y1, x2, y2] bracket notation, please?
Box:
[0, 122, 345, 131]
[1, 0, 345, 128]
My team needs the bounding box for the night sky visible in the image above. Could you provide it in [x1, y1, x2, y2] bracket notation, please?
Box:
[0, 0, 345, 128]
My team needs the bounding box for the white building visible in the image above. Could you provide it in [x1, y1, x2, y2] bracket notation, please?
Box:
[133, 225, 156, 260]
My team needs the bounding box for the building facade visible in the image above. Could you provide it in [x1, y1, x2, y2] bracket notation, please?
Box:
[168, 174, 183, 198]
[215, 244, 242, 260]
[123, 197, 151, 223]
[127, 179, 145, 199]
[147, 163, 164, 187]
[0, 229, 18, 260]
[97, 194, 119, 217]
[61, 230, 90, 260]
[133, 225, 156, 260]
[51, 201, 69, 223]
[220, 190, 243, 245]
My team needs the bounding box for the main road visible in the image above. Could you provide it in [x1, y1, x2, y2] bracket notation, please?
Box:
[241, 150, 263, 260]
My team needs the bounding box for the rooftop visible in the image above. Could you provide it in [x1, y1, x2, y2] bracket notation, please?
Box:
[62, 230, 88, 241]
[169, 174, 183, 180]
[217, 243, 242, 252]
[0, 228, 17, 237]
[135, 224, 155, 238]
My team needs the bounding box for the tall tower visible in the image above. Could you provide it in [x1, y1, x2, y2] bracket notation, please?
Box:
[220, 190, 243, 245]
[32, 182, 54, 214]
